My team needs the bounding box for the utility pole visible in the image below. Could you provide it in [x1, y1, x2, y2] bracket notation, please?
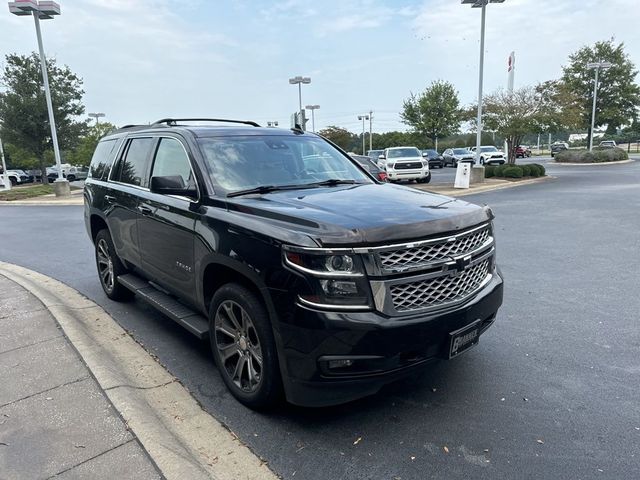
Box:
[358, 114, 370, 155]
[368, 110, 373, 153]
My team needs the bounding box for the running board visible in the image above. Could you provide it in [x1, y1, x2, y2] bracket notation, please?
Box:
[118, 274, 209, 339]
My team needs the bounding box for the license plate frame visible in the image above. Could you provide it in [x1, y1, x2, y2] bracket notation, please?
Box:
[448, 320, 481, 359]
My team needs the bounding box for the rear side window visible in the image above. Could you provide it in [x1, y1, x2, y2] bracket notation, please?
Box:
[112, 137, 155, 187]
[150, 138, 195, 189]
[88, 139, 118, 180]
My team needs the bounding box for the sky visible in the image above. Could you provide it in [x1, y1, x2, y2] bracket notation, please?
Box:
[1, 0, 639, 133]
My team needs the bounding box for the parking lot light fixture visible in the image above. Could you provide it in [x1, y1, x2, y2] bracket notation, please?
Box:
[358, 115, 370, 155]
[8, 0, 69, 195]
[289, 76, 311, 128]
[305, 105, 320, 132]
[461, 0, 505, 166]
[587, 61, 613, 151]
[88, 112, 105, 125]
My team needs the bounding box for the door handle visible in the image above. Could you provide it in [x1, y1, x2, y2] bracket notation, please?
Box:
[137, 205, 153, 215]
[104, 195, 116, 203]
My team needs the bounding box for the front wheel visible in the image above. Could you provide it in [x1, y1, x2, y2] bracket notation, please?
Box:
[95, 229, 133, 301]
[209, 284, 282, 410]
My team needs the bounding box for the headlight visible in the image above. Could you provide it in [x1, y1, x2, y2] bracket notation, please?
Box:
[283, 247, 371, 308]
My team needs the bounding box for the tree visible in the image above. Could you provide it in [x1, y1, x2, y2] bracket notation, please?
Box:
[560, 39, 640, 148]
[318, 126, 357, 151]
[68, 122, 117, 167]
[482, 87, 551, 164]
[400, 80, 463, 147]
[0, 53, 88, 182]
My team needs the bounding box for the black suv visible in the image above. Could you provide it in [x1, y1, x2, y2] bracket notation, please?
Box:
[84, 118, 503, 409]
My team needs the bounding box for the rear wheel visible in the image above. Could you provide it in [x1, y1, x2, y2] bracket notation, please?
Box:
[209, 283, 282, 409]
[95, 229, 133, 301]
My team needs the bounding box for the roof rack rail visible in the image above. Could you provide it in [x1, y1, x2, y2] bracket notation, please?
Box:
[152, 118, 261, 127]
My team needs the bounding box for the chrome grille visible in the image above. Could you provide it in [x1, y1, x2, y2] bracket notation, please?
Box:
[379, 225, 490, 271]
[389, 259, 490, 312]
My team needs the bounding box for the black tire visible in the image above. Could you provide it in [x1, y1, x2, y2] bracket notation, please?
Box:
[10, 177, 17, 186]
[95, 229, 133, 301]
[209, 283, 282, 409]
[67, 175, 76, 182]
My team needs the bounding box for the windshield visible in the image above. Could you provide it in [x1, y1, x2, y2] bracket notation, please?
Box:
[453, 148, 469, 155]
[480, 146, 497, 152]
[197, 135, 372, 194]
[424, 150, 438, 157]
[387, 148, 421, 158]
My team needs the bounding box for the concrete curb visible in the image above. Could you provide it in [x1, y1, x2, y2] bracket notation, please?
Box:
[549, 158, 635, 166]
[417, 175, 553, 197]
[0, 262, 278, 480]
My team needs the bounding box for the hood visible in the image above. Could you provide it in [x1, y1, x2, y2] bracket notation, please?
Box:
[387, 156, 423, 162]
[222, 183, 491, 246]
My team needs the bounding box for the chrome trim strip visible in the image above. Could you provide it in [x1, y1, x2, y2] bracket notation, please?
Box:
[297, 296, 371, 311]
[352, 222, 491, 254]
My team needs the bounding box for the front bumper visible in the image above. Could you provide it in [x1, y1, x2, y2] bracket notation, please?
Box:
[277, 270, 503, 407]
[387, 168, 429, 180]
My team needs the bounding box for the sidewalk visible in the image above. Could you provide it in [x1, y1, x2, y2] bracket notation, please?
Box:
[416, 175, 552, 197]
[0, 188, 83, 206]
[0, 274, 162, 479]
[0, 263, 278, 480]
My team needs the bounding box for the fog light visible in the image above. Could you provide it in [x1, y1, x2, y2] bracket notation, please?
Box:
[328, 359, 353, 369]
[320, 279, 358, 296]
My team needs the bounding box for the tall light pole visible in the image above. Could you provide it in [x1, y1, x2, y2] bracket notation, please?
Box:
[9, 0, 69, 196]
[587, 61, 613, 151]
[88, 112, 105, 125]
[0, 137, 10, 191]
[358, 114, 369, 155]
[305, 105, 320, 132]
[461, 0, 505, 166]
[368, 110, 373, 152]
[289, 76, 311, 129]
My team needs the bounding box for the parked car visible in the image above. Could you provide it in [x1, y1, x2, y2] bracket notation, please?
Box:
[378, 146, 430, 183]
[350, 154, 388, 182]
[515, 145, 532, 158]
[84, 118, 503, 409]
[442, 148, 475, 167]
[550, 142, 568, 157]
[599, 140, 617, 148]
[366, 149, 384, 162]
[422, 149, 444, 169]
[469, 146, 506, 165]
[5, 169, 31, 185]
[47, 165, 89, 182]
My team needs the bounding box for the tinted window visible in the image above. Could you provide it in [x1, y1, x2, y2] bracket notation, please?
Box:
[197, 135, 371, 193]
[387, 148, 421, 158]
[453, 148, 469, 154]
[151, 138, 195, 189]
[88, 139, 118, 181]
[114, 137, 154, 187]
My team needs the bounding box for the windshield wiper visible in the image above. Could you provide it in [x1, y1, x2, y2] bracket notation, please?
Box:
[305, 179, 359, 187]
[227, 184, 315, 198]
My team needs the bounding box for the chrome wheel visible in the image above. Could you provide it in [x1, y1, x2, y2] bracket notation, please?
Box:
[214, 300, 263, 393]
[96, 238, 115, 293]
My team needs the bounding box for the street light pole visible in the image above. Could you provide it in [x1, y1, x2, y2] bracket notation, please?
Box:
[9, 0, 69, 196]
[461, 0, 505, 166]
[369, 110, 373, 152]
[587, 61, 612, 151]
[288, 76, 311, 129]
[88, 112, 105, 125]
[358, 114, 369, 154]
[305, 105, 320, 132]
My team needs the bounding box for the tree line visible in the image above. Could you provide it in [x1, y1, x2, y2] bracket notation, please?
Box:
[321, 39, 640, 163]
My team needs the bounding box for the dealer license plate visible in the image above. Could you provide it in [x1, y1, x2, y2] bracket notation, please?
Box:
[448, 320, 481, 359]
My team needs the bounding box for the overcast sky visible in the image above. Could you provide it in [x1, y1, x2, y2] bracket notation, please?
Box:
[1, 0, 638, 133]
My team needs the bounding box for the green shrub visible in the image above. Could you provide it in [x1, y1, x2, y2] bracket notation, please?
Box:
[520, 164, 532, 177]
[484, 165, 496, 178]
[536, 163, 546, 176]
[555, 148, 628, 163]
[502, 166, 523, 178]
[493, 165, 506, 177]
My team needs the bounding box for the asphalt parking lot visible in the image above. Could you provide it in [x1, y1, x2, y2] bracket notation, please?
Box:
[1, 159, 638, 480]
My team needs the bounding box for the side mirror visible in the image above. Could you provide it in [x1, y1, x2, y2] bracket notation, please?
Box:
[378, 154, 385, 160]
[422, 152, 428, 157]
[150, 175, 197, 198]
